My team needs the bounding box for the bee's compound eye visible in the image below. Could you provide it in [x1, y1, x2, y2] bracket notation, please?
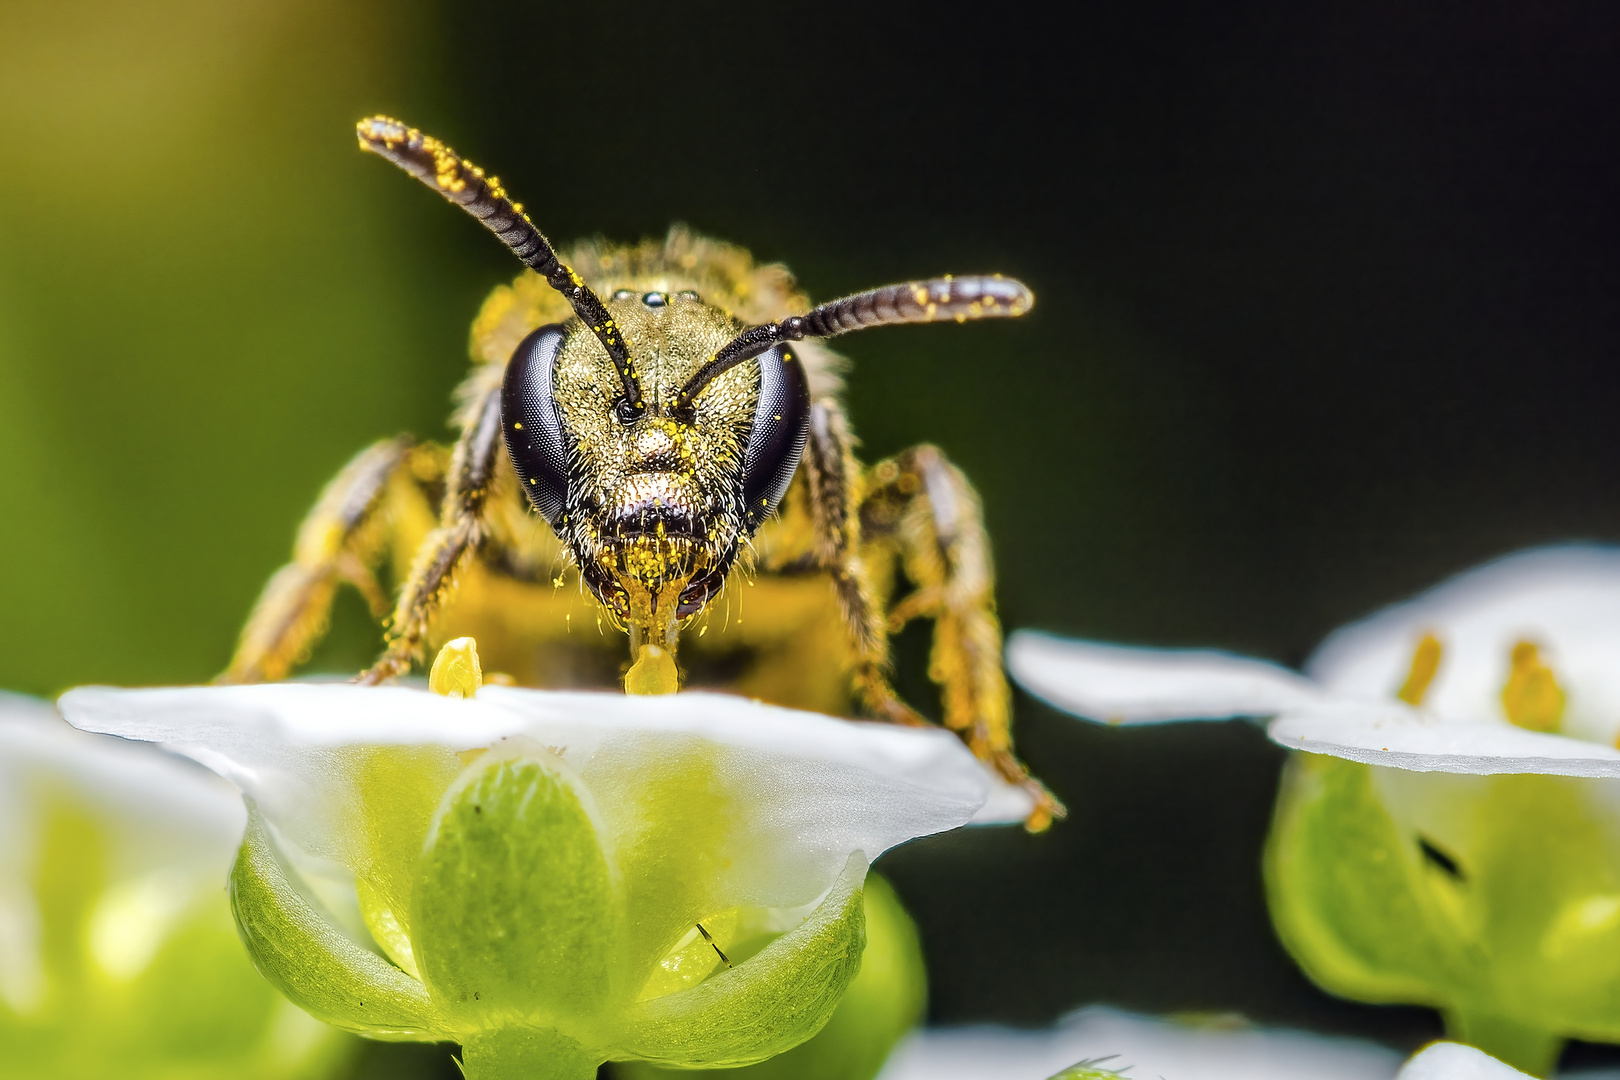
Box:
[739, 345, 811, 534]
[611, 289, 635, 301]
[501, 325, 572, 528]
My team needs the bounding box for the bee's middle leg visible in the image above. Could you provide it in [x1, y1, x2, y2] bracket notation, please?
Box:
[797, 399, 928, 727]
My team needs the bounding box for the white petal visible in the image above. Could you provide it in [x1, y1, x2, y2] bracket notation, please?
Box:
[0, 691, 242, 876]
[1008, 630, 1323, 723]
[59, 683, 990, 908]
[1396, 1042, 1531, 1079]
[1309, 545, 1620, 743]
[876, 1006, 1402, 1080]
[1269, 701, 1620, 777]
[478, 686, 990, 904]
[58, 683, 519, 866]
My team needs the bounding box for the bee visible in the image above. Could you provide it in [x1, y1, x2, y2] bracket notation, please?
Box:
[224, 117, 1062, 830]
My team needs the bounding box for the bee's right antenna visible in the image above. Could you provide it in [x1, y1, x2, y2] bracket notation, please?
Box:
[671, 275, 1033, 411]
[356, 117, 646, 415]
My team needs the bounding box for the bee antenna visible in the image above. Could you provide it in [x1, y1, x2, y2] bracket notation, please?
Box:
[672, 275, 1033, 411]
[357, 116, 644, 413]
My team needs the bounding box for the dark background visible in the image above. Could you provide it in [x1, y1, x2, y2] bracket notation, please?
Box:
[3, 0, 1617, 1071]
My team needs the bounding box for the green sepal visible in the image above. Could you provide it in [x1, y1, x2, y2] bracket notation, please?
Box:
[615, 871, 926, 1080]
[616, 852, 869, 1069]
[461, 1027, 600, 1080]
[1445, 1008, 1564, 1079]
[230, 802, 437, 1039]
[412, 752, 618, 1029]
[1264, 754, 1452, 1006]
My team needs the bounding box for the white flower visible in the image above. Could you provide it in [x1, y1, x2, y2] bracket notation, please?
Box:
[1008, 545, 1620, 775]
[0, 690, 346, 1076]
[874, 1005, 1405, 1080]
[58, 683, 1000, 902]
[876, 1017, 1552, 1080]
[1004, 546, 1620, 1076]
[58, 680, 1001, 1079]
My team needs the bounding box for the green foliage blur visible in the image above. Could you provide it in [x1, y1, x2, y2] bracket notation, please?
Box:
[3, 800, 350, 1079]
[0, 0, 480, 695]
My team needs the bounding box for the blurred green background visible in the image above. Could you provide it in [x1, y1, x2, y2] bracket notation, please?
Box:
[2, 0, 1616, 1071]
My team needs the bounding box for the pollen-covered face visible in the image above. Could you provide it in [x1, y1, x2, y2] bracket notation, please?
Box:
[502, 289, 809, 644]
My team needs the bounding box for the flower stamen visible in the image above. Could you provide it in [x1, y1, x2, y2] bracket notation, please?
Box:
[1501, 639, 1565, 733]
[1397, 632, 1444, 705]
[429, 636, 482, 698]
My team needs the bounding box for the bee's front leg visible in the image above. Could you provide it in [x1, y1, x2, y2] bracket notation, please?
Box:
[360, 380, 508, 685]
[795, 399, 927, 728]
[859, 444, 1065, 832]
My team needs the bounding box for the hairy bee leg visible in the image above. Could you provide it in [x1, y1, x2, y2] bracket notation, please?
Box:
[360, 385, 505, 685]
[221, 437, 416, 684]
[861, 445, 1065, 831]
[799, 400, 928, 728]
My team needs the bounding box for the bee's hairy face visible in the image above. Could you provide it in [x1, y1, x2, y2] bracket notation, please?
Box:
[502, 290, 808, 641]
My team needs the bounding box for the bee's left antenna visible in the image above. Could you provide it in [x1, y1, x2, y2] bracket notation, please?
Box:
[356, 116, 644, 414]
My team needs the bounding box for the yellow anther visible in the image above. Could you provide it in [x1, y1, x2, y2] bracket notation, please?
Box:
[1502, 640, 1565, 733]
[429, 636, 483, 699]
[1397, 633, 1443, 705]
[625, 643, 680, 696]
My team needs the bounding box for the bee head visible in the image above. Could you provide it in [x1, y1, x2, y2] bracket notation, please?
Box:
[358, 115, 1030, 648]
[501, 290, 809, 639]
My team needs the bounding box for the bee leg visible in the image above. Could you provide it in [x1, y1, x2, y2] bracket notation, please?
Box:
[359, 384, 505, 685]
[860, 444, 1065, 832]
[221, 436, 419, 683]
[799, 400, 929, 729]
